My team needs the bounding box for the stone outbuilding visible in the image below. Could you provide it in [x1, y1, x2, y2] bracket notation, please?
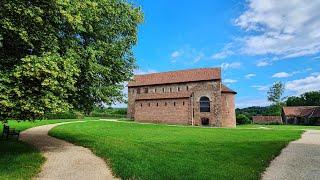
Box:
[127, 68, 237, 127]
[282, 106, 320, 125]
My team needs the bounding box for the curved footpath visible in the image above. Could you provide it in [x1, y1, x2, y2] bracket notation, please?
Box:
[20, 121, 116, 180]
[262, 130, 320, 180]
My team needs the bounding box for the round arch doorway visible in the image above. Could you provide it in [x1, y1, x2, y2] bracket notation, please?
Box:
[201, 117, 209, 126]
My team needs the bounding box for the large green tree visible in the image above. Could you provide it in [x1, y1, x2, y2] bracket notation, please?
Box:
[286, 91, 320, 106]
[0, 0, 143, 120]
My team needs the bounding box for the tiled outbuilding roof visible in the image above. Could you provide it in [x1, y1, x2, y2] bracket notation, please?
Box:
[128, 68, 221, 87]
[282, 106, 320, 118]
[135, 92, 191, 100]
[221, 84, 237, 94]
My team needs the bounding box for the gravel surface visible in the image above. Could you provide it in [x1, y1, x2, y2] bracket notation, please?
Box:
[262, 130, 320, 180]
[20, 122, 116, 180]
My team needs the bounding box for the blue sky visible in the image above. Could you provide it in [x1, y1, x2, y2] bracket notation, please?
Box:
[128, 0, 320, 108]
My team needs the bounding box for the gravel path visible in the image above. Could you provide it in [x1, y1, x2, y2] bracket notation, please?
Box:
[20, 122, 116, 180]
[262, 130, 320, 180]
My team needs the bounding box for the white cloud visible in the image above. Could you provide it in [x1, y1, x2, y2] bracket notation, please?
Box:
[256, 60, 272, 67]
[211, 50, 232, 59]
[251, 85, 269, 91]
[313, 56, 320, 60]
[193, 53, 205, 63]
[272, 72, 292, 78]
[233, 0, 320, 59]
[236, 98, 270, 108]
[171, 50, 182, 59]
[170, 46, 205, 64]
[285, 74, 320, 94]
[211, 43, 234, 59]
[245, 73, 256, 79]
[224, 79, 237, 83]
[134, 69, 157, 75]
[221, 62, 241, 70]
[311, 72, 320, 76]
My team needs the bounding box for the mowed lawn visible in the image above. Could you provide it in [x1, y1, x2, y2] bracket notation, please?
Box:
[238, 124, 320, 130]
[0, 119, 90, 179]
[50, 121, 303, 180]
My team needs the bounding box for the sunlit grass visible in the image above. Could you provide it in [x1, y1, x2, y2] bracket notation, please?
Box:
[50, 121, 303, 180]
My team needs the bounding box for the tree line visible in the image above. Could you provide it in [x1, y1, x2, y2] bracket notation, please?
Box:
[236, 81, 320, 124]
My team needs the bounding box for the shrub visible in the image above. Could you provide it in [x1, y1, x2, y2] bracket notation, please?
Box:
[89, 112, 126, 119]
[44, 111, 84, 119]
[236, 114, 251, 124]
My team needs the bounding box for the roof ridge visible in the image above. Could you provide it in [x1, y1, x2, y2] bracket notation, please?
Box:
[134, 67, 221, 77]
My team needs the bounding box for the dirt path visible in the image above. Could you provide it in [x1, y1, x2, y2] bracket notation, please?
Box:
[20, 122, 116, 180]
[262, 130, 320, 180]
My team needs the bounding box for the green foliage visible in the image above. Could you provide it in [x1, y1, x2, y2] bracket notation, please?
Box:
[44, 111, 84, 120]
[236, 105, 282, 119]
[93, 107, 127, 114]
[89, 107, 127, 118]
[50, 121, 302, 180]
[267, 81, 285, 105]
[0, 53, 78, 120]
[236, 114, 251, 124]
[0, 0, 143, 120]
[286, 91, 320, 106]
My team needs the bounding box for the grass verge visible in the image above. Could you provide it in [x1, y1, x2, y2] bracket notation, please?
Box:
[50, 121, 303, 180]
[0, 118, 91, 179]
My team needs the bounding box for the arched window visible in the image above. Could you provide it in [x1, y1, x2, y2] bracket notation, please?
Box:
[200, 96, 210, 112]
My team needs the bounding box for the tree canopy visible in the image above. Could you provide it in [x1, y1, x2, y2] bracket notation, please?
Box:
[286, 91, 320, 106]
[267, 81, 285, 105]
[0, 0, 143, 120]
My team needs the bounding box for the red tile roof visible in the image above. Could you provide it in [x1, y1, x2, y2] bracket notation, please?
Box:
[128, 68, 221, 87]
[282, 106, 320, 118]
[135, 92, 191, 100]
[221, 84, 237, 94]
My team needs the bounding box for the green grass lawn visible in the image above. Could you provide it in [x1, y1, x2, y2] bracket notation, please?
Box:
[50, 121, 304, 180]
[0, 118, 93, 179]
[238, 124, 320, 130]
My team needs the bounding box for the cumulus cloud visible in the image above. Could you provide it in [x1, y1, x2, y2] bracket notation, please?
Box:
[272, 72, 292, 78]
[221, 62, 241, 70]
[285, 74, 320, 94]
[245, 73, 256, 79]
[224, 79, 237, 83]
[234, 0, 320, 59]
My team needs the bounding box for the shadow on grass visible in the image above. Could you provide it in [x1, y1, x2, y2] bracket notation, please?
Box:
[0, 138, 44, 179]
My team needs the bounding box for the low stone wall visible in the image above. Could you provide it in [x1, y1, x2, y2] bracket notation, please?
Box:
[252, 116, 282, 124]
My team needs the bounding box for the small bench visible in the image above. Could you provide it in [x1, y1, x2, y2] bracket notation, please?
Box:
[2, 124, 20, 140]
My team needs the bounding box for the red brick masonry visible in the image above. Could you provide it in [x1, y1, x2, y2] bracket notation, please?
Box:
[252, 116, 283, 124]
[127, 68, 237, 127]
